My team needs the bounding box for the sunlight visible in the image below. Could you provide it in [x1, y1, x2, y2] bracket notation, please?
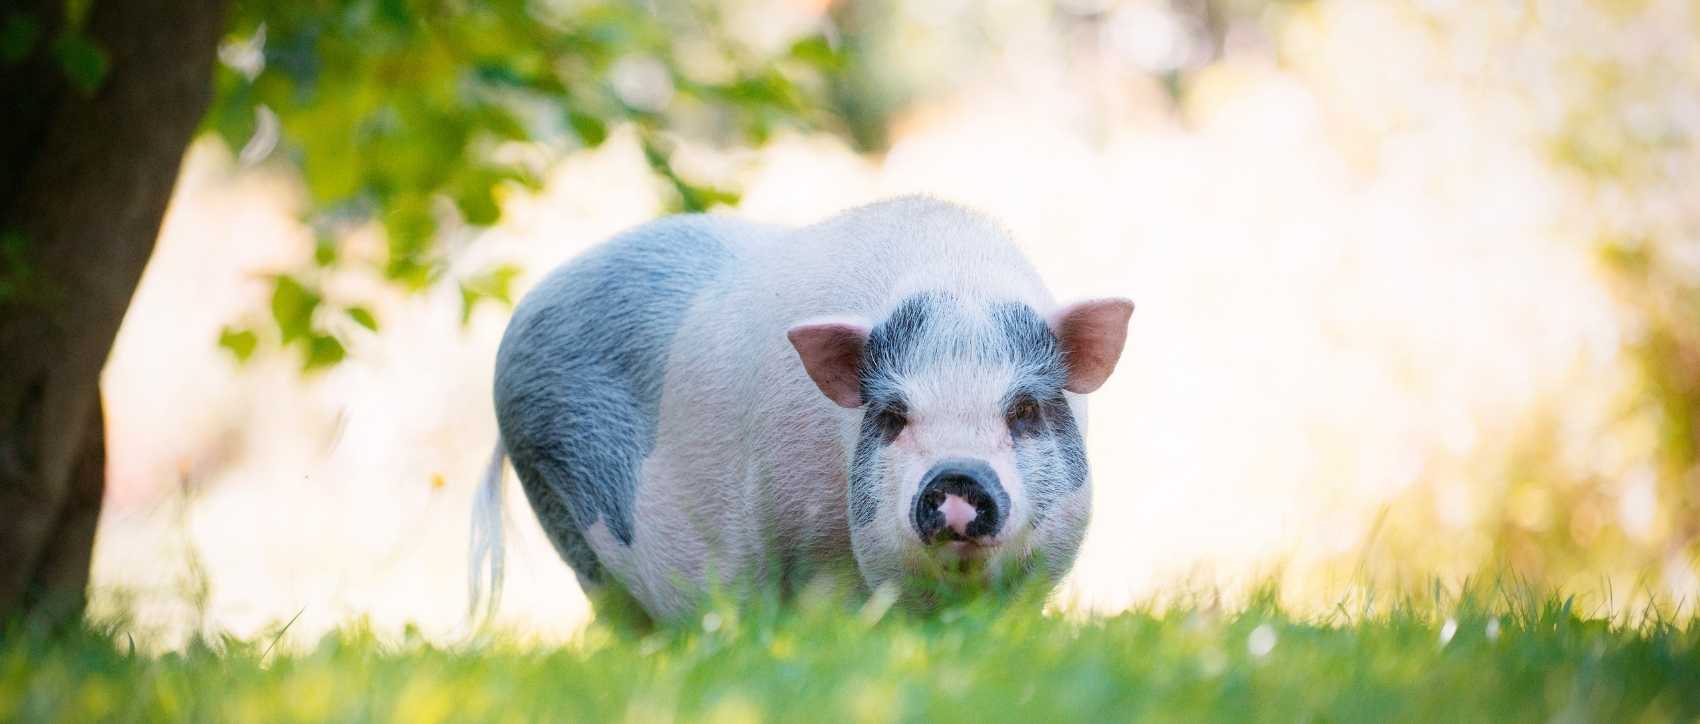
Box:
[87, 0, 1698, 647]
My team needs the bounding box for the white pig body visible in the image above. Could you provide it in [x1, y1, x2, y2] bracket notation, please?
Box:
[474, 196, 1131, 623]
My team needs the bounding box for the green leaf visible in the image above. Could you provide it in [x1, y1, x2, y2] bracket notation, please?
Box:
[458, 263, 522, 324]
[385, 257, 439, 290]
[568, 110, 608, 147]
[456, 191, 500, 226]
[304, 333, 346, 370]
[206, 84, 257, 151]
[301, 137, 362, 204]
[346, 305, 379, 332]
[0, 13, 40, 64]
[786, 35, 842, 71]
[379, 194, 443, 289]
[458, 285, 480, 326]
[467, 264, 521, 304]
[65, 0, 94, 26]
[718, 73, 800, 112]
[313, 236, 338, 267]
[270, 275, 320, 344]
[218, 326, 259, 363]
[472, 103, 529, 141]
[675, 179, 740, 213]
[452, 176, 502, 226]
[52, 33, 108, 95]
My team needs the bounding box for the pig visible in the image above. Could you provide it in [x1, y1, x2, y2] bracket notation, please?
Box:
[468, 196, 1132, 625]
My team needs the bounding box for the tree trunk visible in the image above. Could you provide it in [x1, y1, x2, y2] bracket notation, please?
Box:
[0, 0, 229, 625]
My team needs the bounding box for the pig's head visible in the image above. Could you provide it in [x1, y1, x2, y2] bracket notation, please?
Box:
[787, 292, 1133, 606]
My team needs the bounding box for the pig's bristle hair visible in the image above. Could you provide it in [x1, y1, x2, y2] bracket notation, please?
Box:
[859, 291, 1067, 411]
[848, 286, 1093, 590]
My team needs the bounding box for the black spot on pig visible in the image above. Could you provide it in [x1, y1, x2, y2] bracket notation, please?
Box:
[496, 218, 730, 574]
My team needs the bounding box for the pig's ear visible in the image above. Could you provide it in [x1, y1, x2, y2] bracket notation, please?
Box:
[787, 318, 872, 408]
[1048, 298, 1134, 394]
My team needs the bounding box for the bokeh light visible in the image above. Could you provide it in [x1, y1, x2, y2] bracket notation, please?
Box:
[90, 0, 1700, 647]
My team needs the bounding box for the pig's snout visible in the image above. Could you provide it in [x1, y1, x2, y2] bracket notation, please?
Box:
[913, 459, 1007, 544]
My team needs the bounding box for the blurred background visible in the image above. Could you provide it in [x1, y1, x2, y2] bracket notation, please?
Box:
[73, 0, 1700, 647]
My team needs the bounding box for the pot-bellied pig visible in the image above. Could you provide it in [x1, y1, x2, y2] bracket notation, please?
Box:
[469, 196, 1133, 624]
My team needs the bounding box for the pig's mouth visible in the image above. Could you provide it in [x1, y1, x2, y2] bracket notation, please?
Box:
[891, 540, 1033, 609]
[931, 540, 995, 579]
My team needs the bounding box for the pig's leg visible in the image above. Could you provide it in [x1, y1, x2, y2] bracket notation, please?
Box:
[503, 357, 648, 613]
[583, 575, 654, 632]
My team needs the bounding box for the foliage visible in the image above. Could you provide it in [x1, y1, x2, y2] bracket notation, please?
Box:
[5, 586, 1700, 722]
[1597, 240, 1700, 550]
[0, 4, 108, 95]
[1538, 0, 1700, 580]
[202, 0, 848, 371]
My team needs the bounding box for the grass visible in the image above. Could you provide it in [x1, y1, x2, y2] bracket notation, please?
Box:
[4, 585, 1700, 722]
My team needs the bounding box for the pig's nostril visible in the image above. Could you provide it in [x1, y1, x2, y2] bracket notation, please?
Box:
[914, 489, 948, 542]
[912, 461, 1007, 544]
[921, 488, 947, 511]
[958, 487, 999, 539]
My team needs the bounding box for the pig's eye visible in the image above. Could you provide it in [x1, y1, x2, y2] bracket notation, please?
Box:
[873, 404, 908, 442]
[1007, 396, 1044, 436]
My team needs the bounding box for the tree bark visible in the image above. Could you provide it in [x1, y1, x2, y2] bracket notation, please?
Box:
[0, 0, 229, 625]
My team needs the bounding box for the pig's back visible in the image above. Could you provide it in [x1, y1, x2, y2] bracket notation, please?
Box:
[492, 214, 780, 588]
[748, 196, 1053, 320]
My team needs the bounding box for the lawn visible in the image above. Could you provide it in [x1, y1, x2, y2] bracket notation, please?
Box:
[4, 587, 1699, 722]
